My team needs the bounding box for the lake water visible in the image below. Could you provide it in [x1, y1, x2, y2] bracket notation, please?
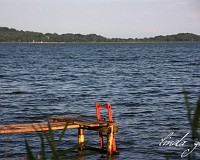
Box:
[0, 42, 200, 159]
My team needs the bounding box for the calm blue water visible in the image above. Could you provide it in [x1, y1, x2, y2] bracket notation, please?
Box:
[0, 42, 200, 159]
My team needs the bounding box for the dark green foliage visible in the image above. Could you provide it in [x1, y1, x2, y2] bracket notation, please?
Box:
[184, 90, 200, 139]
[152, 33, 200, 42]
[192, 97, 200, 139]
[0, 27, 200, 43]
[165, 93, 200, 160]
[25, 139, 36, 160]
[183, 91, 200, 160]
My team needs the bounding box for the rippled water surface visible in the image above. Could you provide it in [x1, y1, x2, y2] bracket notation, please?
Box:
[0, 43, 200, 159]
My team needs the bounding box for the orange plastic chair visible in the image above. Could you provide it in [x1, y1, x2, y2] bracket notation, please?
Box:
[95, 102, 117, 153]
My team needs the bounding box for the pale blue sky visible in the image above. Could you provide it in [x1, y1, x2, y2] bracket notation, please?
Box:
[0, 0, 199, 38]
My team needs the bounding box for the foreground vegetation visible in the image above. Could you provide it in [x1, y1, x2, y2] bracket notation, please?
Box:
[25, 123, 95, 160]
[166, 92, 200, 160]
[183, 92, 200, 160]
[0, 27, 200, 43]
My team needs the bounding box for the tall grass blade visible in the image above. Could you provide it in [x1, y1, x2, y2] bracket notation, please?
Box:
[192, 96, 200, 138]
[47, 122, 55, 145]
[44, 123, 59, 160]
[39, 134, 46, 160]
[56, 122, 68, 147]
[25, 139, 35, 160]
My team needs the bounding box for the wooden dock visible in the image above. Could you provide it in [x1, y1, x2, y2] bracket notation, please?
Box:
[0, 115, 118, 155]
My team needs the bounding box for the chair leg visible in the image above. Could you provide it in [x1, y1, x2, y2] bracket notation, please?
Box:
[99, 131, 104, 150]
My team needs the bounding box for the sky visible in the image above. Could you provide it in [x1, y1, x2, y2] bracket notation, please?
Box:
[0, 0, 200, 38]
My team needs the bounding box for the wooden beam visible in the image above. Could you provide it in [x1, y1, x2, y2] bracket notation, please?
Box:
[0, 122, 118, 134]
[0, 122, 79, 134]
[48, 115, 117, 127]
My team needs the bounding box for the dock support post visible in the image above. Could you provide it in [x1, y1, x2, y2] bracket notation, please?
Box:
[78, 128, 85, 150]
[107, 125, 114, 155]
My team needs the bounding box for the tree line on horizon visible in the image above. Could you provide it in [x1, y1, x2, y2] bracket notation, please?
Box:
[0, 27, 200, 43]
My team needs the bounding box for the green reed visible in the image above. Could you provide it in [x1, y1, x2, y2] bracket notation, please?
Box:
[183, 90, 200, 160]
[24, 122, 94, 160]
[183, 90, 200, 141]
[165, 90, 200, 160]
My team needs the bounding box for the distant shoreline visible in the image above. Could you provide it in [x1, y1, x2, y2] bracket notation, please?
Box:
[1, 27, 200, 43]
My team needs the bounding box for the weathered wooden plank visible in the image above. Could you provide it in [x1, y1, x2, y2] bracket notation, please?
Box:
[0, 115, 118, 134]
[0, 122, 79, 134]
[48, 115, 117, 127]
[0, 123, 118, 134]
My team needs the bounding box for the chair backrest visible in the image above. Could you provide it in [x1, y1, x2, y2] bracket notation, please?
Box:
[95, 102, 113, 122]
